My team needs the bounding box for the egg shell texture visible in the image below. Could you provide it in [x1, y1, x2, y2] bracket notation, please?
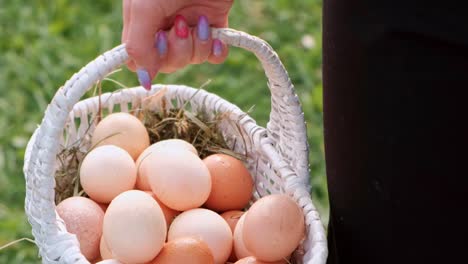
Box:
[56, 196, 104, 261]
[136, 140, 197, 191]
[80, 145, 136, 203]
[243, 194, 305, 262]
[203, 154, 254, 212]
[91, 112, 150, 160]
[103, 190, 167, 264]
[168, 208, 233, 264]
[145, 149, 212, 211]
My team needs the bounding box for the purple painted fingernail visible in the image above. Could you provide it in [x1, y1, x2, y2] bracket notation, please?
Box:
[197, 15, 210, 41]
[155, 31, 167, 56]
[136, 68, 151, 90]
[213, 39, 223, 57]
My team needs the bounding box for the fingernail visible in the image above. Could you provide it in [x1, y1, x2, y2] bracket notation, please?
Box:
[136, 68, 151, 90]
[197, 15, 210, 41]
[175, 15, 189, 39]
[155, 31, 167, 56]
[213, 39, 223, 57]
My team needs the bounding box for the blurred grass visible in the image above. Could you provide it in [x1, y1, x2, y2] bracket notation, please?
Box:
[0, 0, 325, 262]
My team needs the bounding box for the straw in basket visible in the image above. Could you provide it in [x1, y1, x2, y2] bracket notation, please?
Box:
[23, 28, 328, 264]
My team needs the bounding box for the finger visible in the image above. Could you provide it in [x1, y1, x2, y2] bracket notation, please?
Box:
[159, 15, 193, 73]
[207, 39, 229, 64]
[126, 0, 164, 84]
[122, 0, 136, 71]
[191, 15, 212, 65]
[122, 0, 132, 43]
[128, 30, 168, 73]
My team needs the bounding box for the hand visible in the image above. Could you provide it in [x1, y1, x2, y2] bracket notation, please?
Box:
[122, 0, 234, 89]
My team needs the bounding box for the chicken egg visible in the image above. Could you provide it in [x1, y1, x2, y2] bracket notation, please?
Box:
[80, 145, 136, 203]
[135, 139, 198, 191]
[168, 208, 232, 264]
[91, 112, 150, 160]
[143, 149, 211, 211]
[221, 210, 245, 262]
[150, 237, 214, 264]
[203, 154, 253, 212]
[56, 196, 104, 261]
[103, 190, 166, 263]
[243, 194, 305, 262]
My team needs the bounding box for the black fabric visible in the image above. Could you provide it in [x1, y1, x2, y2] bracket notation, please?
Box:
[323, 1, 468, 263]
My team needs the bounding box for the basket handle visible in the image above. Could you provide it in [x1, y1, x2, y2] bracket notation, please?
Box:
[213, 29, 309, 185]
[23, 28, 310, 262]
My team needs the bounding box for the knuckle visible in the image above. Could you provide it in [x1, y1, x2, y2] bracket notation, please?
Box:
[125, 42, 145, 62]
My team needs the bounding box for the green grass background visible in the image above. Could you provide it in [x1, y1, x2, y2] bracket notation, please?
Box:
[0, 0, 326, 262]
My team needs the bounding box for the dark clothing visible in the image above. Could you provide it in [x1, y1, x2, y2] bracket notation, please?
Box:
[323, 1, 468, 263]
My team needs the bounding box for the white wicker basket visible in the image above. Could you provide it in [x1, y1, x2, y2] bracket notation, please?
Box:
[23, 28, 328, 264]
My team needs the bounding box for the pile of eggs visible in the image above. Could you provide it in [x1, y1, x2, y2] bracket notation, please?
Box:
[56, 112, 305, 264]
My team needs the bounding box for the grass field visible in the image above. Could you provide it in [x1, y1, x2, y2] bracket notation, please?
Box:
[0, 0, 325, 262]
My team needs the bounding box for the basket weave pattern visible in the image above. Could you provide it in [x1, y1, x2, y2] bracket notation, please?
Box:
[23, 29, 328, 264]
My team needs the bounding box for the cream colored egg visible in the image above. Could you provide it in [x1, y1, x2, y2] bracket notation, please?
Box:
[151, 139, 198, 155]
[144, 149, 211, 211]
[103, 190, 167, 264]
[56, 196, 104, 261]
[168, 208, 233, 264]
[233, 213, 251, 260]
[91, 112, 150, 160]
[243, 194, 305, 262]
[135, 139, 198, 191]
[80, 145, 136, 204]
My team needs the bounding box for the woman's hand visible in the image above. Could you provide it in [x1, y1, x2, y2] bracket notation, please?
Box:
[122, 0, 234, 89]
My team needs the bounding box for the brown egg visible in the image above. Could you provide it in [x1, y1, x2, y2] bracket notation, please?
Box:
[203, 154, 253, 212]
[234, 256, 289, 264]
[144, 149, 211, 211]
[221, 210, 245, 262]
[103, 190, 167, 263]
[100, 236, 113, 260]
[243, 195, 305, 262]
[136, 140, 198, 190]
[145, 191, 180, 228]
[56, 196, 104, 261]
[168, 208, 232, 264]
[91, 112, 150, 160]
[233, 213, 251, 260]
[80, 145, 136, 203]
[150, 237, 214, 264]
[221, 210, 245, 232]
